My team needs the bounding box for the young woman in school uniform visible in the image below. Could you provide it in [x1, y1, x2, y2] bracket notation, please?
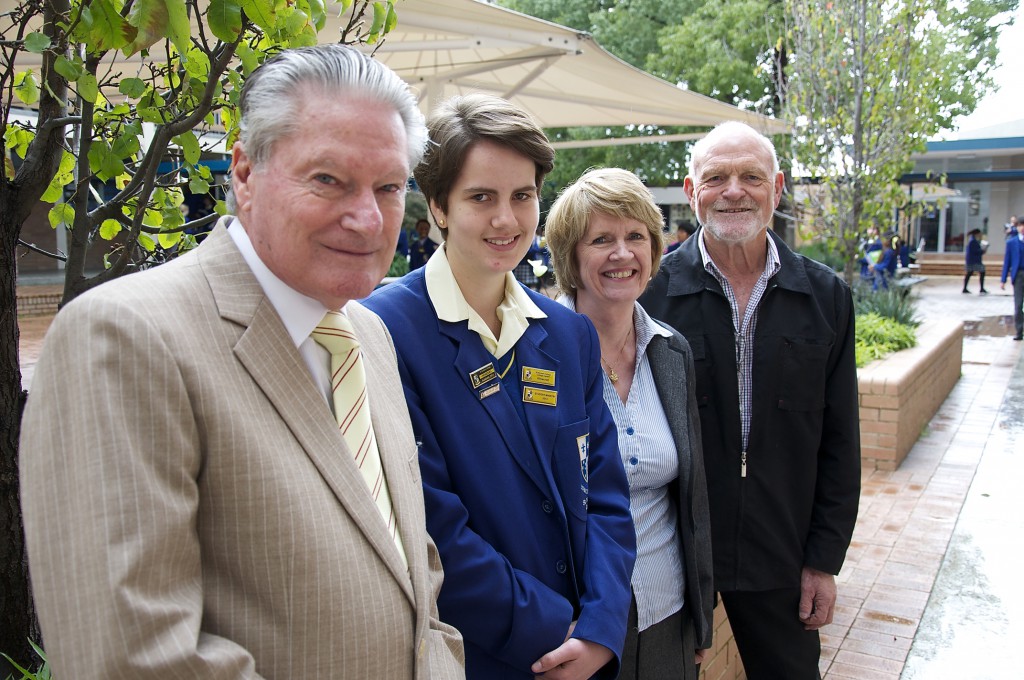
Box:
[364, 93, 636, 680]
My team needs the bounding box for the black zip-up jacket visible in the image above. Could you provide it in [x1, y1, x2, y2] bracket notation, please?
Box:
[639, 229, 860, 592]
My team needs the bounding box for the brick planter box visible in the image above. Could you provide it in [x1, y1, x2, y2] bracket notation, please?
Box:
[16, 284, 63, 318]
[857, 318, 963, 470]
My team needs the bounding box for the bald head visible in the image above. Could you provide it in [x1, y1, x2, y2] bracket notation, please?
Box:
[689, 121, 779, 180]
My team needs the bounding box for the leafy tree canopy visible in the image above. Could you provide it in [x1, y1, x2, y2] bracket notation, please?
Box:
[784, 0, 1017, 283]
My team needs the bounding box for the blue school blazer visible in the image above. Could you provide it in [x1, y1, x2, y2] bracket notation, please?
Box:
[365, 268, 636, 680]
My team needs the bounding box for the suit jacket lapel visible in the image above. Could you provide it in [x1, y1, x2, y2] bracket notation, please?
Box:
[200, 225, 414, 598]
[349, 303, 426, 590]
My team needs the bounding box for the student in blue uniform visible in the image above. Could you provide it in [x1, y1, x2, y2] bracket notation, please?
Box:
[364, 93, 636, 680]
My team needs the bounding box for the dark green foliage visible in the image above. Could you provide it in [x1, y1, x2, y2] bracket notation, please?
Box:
[853, 283, 921, 327]
[855, 312, 918, 367]
[796, 241, 844, 273]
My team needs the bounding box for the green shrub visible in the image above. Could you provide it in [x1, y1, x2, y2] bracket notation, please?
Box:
[386, 251, 409, 278]
[796, 241, 845, 273]
[853, 283, 920, 327]
[855, 312, 917, 367]
[2, 640, 50, 680]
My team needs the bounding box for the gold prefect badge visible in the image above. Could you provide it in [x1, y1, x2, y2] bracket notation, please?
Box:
[521, 366, 556, 387]
[522, 386, 557, 407]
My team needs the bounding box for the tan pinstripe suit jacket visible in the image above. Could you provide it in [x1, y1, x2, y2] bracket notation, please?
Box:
[19, 226, 464, 679]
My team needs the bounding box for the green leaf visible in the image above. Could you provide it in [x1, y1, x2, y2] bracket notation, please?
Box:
[235, 43, 259, 75]
[142, 207, 164, 228]
[41, 150, 77, 202]
[189, 176, 211, 194]
[88, 140, 125, 181]
[368, 2, 388, 41]
[289, 23, 318, 47]
[173, 131, 201, 165]
[119, 77, 146, 98]
[111, 132, 141, 160]
[383, 1, 397, 34]
[164, 0, 192, 55]
[138, 232, 157, 252]
[138, 107, 166, 124]
[158, 229, 183, 249]
[24, 32, 51, 53]
[281, 6, 310, 36]
[240, 0, 276, 31]
[75, 0, 134, 53]
[99, 218, 123, 240]
[182, 48, 212, 80]
[125, 0, 189, 55]
[5, 126, 35, 158]
[77, 72, 99, 103]
[14, 70, 40, 105]
[48, 203, 75, 230]
[208, 0, 243, 42]
[54, 55, 85, 81]
[305, 0, 327, 31]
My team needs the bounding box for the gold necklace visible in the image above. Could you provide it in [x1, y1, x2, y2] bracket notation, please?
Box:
[601, 325, 633, 384]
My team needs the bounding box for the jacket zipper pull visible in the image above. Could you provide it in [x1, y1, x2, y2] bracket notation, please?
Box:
[741, 451, 747, 478]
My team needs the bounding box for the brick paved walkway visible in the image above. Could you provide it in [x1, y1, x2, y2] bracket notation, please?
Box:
[821, 277, 1022, 679]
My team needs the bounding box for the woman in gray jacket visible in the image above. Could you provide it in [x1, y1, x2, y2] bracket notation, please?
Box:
[546, 167, 714, 680]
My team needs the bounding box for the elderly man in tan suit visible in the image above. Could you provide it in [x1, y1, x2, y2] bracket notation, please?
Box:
[19, 45, 464, 679]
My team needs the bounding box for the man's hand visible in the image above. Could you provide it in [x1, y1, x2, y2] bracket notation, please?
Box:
[799, 567, 837, 630]
[1002, 281, 1007, 290]
[531, 636, 613, 680]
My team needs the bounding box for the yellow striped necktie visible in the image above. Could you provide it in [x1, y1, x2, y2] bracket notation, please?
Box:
[311, 311, 407, 568]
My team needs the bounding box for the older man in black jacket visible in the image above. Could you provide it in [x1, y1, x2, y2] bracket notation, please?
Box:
[640, 121, 860, 680]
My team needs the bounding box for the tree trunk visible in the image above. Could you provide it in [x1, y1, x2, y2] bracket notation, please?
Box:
[0, 215, 40, 676]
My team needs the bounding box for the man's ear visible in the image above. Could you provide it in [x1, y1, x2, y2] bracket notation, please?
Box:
[231, 142, 253, 210]
[683, 176, 696, 208]
[773, 171, 785, 209]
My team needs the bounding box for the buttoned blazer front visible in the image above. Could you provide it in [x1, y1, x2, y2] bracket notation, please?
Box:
[1002, 236, 1024, 283]
[645, 328, 715, 650]
[364, 268, 636, 679]
[20, 223, 464, 680]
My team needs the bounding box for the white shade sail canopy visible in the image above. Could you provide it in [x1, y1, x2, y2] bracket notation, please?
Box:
[3, 0, 788, 140]
[345, 0, 788, 136]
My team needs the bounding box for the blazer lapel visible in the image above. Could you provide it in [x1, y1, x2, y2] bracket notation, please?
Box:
[514, 322, 562, 476]
[201, 224, 414, 597]
[442, 321, 552, 495]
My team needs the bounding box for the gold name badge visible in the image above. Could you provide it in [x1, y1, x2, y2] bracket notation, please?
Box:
[522, 386, 557, 407]
[521, 366, 556, 386]
[469, 363, 497, 389]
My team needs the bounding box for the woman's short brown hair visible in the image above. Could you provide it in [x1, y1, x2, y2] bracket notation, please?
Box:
[414, 93, 554, 231]
[545, 167, 665, 297]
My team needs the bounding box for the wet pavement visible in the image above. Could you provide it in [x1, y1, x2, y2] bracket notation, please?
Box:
[900, 343, 1024, 678]
[821, 276, 1024, 679]
[15, 274, 1024, 679]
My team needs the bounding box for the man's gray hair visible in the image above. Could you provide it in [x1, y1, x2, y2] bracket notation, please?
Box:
[689, 121, 780, 178]
[227, 44, 426, 211]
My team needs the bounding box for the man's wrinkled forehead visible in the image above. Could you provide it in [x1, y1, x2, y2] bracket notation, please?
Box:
[692, 143, 775, 182]
[691, 126, 776, 177]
